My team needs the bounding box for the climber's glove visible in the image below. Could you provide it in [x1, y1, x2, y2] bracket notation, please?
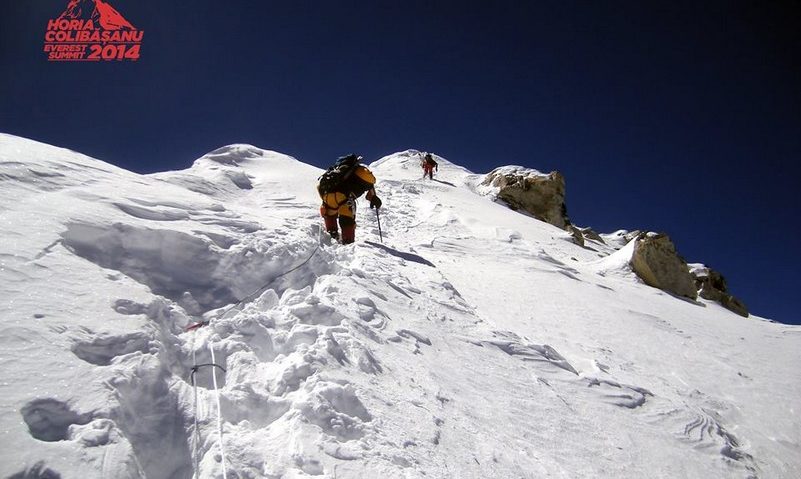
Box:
[370, 196, 382, 209]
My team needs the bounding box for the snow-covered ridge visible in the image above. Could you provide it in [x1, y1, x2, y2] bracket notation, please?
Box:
[370, 149, 475, 184]
[1, 133, 799, 478]
[196, 144, 268, 166]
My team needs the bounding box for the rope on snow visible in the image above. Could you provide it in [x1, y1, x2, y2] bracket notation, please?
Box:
[215, 228, 323, 321]
[185, 226, 323, 477]
[209, 343, 228, 479]
[190, 335, 202, 477]
[188, 334, 229, 479]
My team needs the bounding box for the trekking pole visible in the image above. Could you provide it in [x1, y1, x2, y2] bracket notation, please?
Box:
[375, 208, 383, 243]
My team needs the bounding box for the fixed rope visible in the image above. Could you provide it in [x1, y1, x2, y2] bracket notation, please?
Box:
[215, 233, 322, 321]
[188, 330, 229, 479]
[209, 344, 228, 479]
[190, 336, 201, 477]
[185, 229, 323, 477]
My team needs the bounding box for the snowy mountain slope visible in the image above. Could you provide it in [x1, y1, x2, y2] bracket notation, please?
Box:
[0, 134, 799, 479]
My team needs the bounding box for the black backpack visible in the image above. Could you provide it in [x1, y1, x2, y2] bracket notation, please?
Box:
[317, 154, 361, 195]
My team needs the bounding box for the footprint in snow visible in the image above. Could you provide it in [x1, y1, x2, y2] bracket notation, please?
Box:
[7, 461, 62, 479]
[298, 381, 373, 442]
[70, 330, 153, 366]
[21, 398, 93, 442]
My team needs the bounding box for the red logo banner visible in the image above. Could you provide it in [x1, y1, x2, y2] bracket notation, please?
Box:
[44, 0, 143, 62]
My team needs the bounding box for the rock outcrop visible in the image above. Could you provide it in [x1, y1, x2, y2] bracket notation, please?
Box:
[630, 233, 697, 300]
[689, 264, 749, 317]
[481, 167, 570, 229]
[566, 225, 585, 247]
[577, 227, 605, 244]
[481, 167, 747, 315]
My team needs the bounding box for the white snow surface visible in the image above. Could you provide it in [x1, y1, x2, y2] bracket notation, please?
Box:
[0, 133, 799, 479]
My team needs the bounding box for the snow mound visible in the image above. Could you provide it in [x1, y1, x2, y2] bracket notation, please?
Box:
[370, 150, 474, 185]
[601, 229, 639, 249]
[588, 236, 637, 277]
[485, 164, 548, 177]
[198, 144, 266, 166]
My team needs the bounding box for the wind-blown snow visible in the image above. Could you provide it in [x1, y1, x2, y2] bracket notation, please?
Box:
[0, 134, 799, 478]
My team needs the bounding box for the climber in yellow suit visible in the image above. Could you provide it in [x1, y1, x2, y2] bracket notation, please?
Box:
[318, 155, 382, 244]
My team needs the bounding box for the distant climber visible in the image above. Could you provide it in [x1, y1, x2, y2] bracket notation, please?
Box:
[317, 154, 382, 244]
[422, 153, 438, 180]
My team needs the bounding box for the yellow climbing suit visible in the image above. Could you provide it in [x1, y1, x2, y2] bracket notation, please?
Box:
[318, 166, 376, 220]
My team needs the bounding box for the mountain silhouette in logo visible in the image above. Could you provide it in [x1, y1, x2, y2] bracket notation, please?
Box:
[58, 0, 135, 30]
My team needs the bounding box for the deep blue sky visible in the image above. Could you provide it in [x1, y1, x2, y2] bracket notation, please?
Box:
[1, 1, 799, 324]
